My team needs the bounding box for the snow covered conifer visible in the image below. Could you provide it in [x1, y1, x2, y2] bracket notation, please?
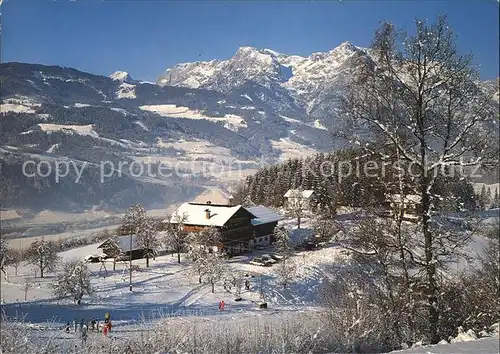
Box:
[26, 238, 60, 278]
[492, 187, 499, 209]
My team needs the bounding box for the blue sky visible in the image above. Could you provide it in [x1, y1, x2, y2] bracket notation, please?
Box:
[2, 0, 499, 81]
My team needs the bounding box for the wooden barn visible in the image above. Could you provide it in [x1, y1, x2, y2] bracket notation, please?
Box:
[97, 235, 153, 261]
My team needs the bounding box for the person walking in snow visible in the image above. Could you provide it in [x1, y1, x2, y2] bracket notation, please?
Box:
[73, 319, 77, 333]
[218, 300, 225, 311]
[245, 279, 250, 290]
[81, 323, 88, 345]
[79, 319, 85, 332]
[65, 322, 70, 333]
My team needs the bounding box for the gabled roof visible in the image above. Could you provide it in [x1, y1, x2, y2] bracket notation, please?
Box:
[98, 235, 140, 252]
[247, 205, 284, 225]
[284, 189, 315, 198]
[166, 202, 255, 227]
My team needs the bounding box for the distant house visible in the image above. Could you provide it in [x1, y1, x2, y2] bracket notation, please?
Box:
[284, 189, 315, 211]
[386, 194, 422, 220]
[247, 205, 285, 246]
[167, 202, 284, 254]
[97, 235, 153, 261]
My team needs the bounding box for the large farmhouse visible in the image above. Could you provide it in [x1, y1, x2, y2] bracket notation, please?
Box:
[167, 202, 283, 255]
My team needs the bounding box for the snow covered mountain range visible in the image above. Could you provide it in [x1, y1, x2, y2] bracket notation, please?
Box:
[157, 42, 367, 121]
[1, 42, 498, 211]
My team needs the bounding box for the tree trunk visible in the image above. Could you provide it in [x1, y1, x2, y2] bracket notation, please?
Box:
[211, 281, 215, 293]
[422, 187, 439, 344]
[199, 275, 202, 284]
[146, 255, 150, 268]
[113, 259, 116, 271]
[297, 216, 301, 229]
[177, 250, 181, 264]
[40, 258, 44, 278]
[419, 135, 439, 344]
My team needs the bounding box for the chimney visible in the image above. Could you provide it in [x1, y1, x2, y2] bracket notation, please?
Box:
[228, 195, 234, 206]
[205, 208, 211, 219]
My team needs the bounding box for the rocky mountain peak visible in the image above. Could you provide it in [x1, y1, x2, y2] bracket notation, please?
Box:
[109, 71, 136, 83]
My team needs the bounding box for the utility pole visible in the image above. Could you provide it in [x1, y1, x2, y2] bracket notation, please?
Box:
[129, 233, 132, 291]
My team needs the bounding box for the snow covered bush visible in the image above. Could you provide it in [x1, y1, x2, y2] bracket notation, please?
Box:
[438, 227, 500, 338]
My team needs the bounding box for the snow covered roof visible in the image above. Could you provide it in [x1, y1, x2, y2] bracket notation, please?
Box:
[284, 189, 315, 199]
[167, 202, 253, 227]
[387, 194, 422, 204]
[98, 235, 141, 252]
[247, 205, 284, 225]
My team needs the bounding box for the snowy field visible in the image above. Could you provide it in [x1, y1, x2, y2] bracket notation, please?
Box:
[0, 223, 344, 330]
[1, 211, 498, 353]
[139, 104, 247, 131]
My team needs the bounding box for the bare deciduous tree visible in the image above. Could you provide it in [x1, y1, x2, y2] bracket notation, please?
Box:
[286, 190, 308, 229]
[203, 251, 226, 293]
[26, 239, 60, 278]
[340, 16, 497, 343]
[52, 259, 93, 304]
[23, 278, 33, 301]
[9, 248, 24, 276]
[0, 235, 10, 280]
[276, 258, 297, 290]
[163, 211, 189, 264]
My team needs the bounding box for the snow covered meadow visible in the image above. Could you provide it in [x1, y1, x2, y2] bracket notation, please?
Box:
[1, 210, 498, 353]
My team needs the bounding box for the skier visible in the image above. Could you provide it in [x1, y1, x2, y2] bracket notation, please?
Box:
[90, 318, 96, 332]
[65, 322, 70, 333]
[73, 318, 77, 333]
[81, 323, 88, 345]
[79, 318, 85, 332]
